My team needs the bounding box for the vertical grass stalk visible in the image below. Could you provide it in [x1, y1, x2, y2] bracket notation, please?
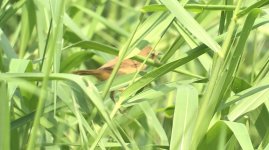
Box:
[0, 81, 10, 150]
[102, 14, 143, 99]
[191, 0, 242, 148]
[26, 1, 65, 149]
[192, 7, 261, 149]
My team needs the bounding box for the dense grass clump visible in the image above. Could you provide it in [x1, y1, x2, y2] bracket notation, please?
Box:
[1, 0, 269, 149]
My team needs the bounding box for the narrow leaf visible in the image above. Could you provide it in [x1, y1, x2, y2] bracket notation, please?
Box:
[0, 81, 9, 150]
[170, 85, 198, 150]
[161, 0, 222, 56]
[200, 121, 254, 150]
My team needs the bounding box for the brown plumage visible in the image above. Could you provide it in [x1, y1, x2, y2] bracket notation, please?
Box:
[72, 46, 154, 80]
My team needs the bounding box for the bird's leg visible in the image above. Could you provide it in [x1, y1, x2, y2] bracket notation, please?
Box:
[109, 90, 126, 114]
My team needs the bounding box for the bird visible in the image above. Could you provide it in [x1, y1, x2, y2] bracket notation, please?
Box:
[72, 46, 155, 80]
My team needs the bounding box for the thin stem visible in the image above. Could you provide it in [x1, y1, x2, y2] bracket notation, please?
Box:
[26, 1, 65, 149]
[141, 4, 238, 13]
[102, 14, 143, 99]
[191, 0, 243, 148]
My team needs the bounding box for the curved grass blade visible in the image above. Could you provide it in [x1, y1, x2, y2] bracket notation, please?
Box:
[226, 84, 269, 121]
[237, 0, 269, 18]
[140, 102, 169, 145]
[124, 82, 177, 107]
[160, 0, 222, 56]
[63, 13, 88, 40]
[60, 51, 93, 72]
[199, 121, 254, 150]
[63, 40, 119, 55]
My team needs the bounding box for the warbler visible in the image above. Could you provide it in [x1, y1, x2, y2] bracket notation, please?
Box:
[73, 46, 156, 80]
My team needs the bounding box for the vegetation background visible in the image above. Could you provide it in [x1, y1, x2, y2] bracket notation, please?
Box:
[0, 0, 269, 149]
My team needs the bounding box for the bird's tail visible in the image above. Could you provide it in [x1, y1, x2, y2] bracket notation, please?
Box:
[72, 69, 110, 80]
[72, 69, 99, 75]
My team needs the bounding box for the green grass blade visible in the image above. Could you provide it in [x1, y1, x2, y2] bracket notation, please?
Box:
[130, 12, 174, 48]
[60, 51, 93, 72]
[161, 0, 222, 56]
[221, 121, 254, 150]
[237, 0, 269, 18]
[0, 81, 10, 150]
[173, 21, 198, 48]
[266, 144, 269, 150]
[141, 4, 236, 13]
[218, 8, 262, 98]
[227, 85, 269, 121]
[73, 5, 129, 37]
[140, 102, 169, 145]
[63, 40, 119, 55]
[87, 2, 106, 39]
[170, 85, 198, 150]
[124, 83, 177, 107]
[19, 1, 35, 58]
[63, 13, 88, 40]
[200, 121, 254, 150]
[0, 28, 17, 58]
[33, 0, 48, 57]
[8, 59, 30, 99]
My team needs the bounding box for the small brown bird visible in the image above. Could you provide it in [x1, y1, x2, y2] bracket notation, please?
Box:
[72, 46, 155, 80]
